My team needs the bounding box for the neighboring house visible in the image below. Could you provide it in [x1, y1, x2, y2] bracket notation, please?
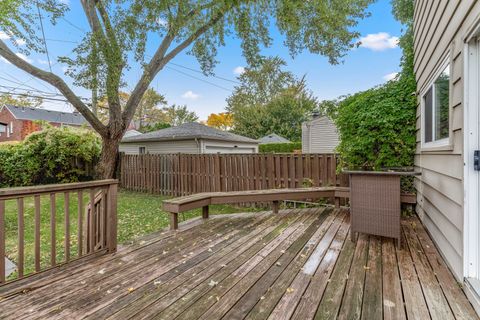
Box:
[414, 1, 480, 312]
[0, 105, 88, 142]
[123, 129, 142, 139]
[258, 133, 291, 144]
[120, 122, 259, 154]
[301, 115, 339, 153]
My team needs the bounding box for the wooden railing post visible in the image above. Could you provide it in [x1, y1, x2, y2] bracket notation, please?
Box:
[107, 182, 118, 252]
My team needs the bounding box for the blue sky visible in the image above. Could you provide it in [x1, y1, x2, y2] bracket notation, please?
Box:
[0, 0, 403, 120]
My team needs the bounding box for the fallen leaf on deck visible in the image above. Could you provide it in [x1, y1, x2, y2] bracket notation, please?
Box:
[363, 266, 370, 270]
[280, 250, 286, 254]
[209, 280, 218, 287]
[154, 280, 162, 285]
[98, 268, 106, 275]
[127, 287, 134, 293]
[260, 296, 265, 300]
[276, 262, 282, 267]
[286, 288, 295, 293]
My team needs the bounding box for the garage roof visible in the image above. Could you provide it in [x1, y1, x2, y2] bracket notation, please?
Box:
[122, 122, 258, 144]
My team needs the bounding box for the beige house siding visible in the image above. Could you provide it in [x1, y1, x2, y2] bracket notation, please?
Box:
[414, 0, 480, 280]
[302, 116, 339, 154]
[119, 140, 200, 154]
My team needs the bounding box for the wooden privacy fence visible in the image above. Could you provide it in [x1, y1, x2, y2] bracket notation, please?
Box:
[0, 179, 118, 285]
[120, 153, 348, 196]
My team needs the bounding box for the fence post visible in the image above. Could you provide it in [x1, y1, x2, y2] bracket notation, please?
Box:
[107, 182, 118, 252]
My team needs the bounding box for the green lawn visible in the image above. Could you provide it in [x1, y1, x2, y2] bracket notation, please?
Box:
[4, 190, 261, 278]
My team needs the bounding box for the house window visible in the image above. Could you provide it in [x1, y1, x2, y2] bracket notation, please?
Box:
[423, 64, 450, 146]
[139, 147, 146, 154]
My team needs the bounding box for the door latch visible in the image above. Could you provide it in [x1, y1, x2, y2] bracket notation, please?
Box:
[475, 150, 480, 171]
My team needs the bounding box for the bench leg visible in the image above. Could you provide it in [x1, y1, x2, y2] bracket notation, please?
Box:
[202, 205, 209, 219]
[272, 201, 279, 214]
[170, 213, 178, 230]
[335, 197, 340, 208]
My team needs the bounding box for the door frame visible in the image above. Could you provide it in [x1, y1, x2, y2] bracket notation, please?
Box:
[464, 33, 480, 282]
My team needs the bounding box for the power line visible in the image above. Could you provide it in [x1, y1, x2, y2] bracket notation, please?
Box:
[0, 89, 71, 102]
[168, 62, 241, 85]
[165, 65, 232, 92]
[61, 17, 86, 33]
[0, 73, 56, 94]
[36, 2, 53, 74]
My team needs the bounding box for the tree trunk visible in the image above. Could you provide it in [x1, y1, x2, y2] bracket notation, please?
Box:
[97, 135, 122, 179]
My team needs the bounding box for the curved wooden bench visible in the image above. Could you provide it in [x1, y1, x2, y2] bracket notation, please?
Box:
[163, 187, 347, 230]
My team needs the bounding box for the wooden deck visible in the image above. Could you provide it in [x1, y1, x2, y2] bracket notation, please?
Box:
[0, 208, 477, 319]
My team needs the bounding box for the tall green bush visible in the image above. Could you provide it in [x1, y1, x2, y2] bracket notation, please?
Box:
[0, 126, 101, 187]
[334, 78, 416, 169]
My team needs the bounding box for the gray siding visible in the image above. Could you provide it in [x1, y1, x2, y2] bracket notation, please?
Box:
[119, 139, 200, 154]
[302, 116, 339, 153]
[414, 0, 480, 280]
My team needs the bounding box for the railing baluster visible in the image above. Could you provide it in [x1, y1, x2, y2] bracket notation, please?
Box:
[34, 195, 41, 272]
[100, 189, 106, 249]
[64, 192, 70, 262]
[50, 193, 56, 267]
[0, 199, 5, 283]
[17, 198, 24, 278]
[78, 190, 83, 257]
[89, 188, 95, 253]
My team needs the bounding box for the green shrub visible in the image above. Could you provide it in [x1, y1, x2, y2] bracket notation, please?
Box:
[0, 126, 101, 187]
[259, 142, 302, 153]
[334, 77, 417, 170]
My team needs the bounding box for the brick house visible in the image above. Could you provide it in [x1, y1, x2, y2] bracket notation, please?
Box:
[0, 105, 88, 142]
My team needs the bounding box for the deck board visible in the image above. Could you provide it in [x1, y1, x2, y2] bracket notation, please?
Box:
[0, 208, 477, 320]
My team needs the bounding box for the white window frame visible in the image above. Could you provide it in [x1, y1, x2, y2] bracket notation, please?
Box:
[139, 146, 147, 154]
[420, 59, 452, 150]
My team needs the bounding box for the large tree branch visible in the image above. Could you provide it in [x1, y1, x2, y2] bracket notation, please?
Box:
[81, 0, 122, 124]
[122, 8, 227, 125]
[0, 40, 107, 135]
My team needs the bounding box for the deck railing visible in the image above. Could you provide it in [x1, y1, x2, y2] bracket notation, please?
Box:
[0, 179, 118, 284]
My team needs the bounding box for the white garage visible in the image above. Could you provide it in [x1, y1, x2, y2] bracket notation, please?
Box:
[120, 122, 259, 154]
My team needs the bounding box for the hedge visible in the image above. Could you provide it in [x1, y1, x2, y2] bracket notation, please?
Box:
[259, 142, 302, 153]
[0, 125, 101, 188]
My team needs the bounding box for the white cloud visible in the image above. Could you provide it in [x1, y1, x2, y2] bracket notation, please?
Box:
[182, 90, 200, 100]
[0, 57, 11, 64]
[233, 66, 245, 75]
[0, 31, 10, 40]
[38, 59, 50, 65]
[383, 72, 399, 81]
[15, 53, 32, 63]
[0, 31, 25, 46]
[359, 32, 399, 51]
